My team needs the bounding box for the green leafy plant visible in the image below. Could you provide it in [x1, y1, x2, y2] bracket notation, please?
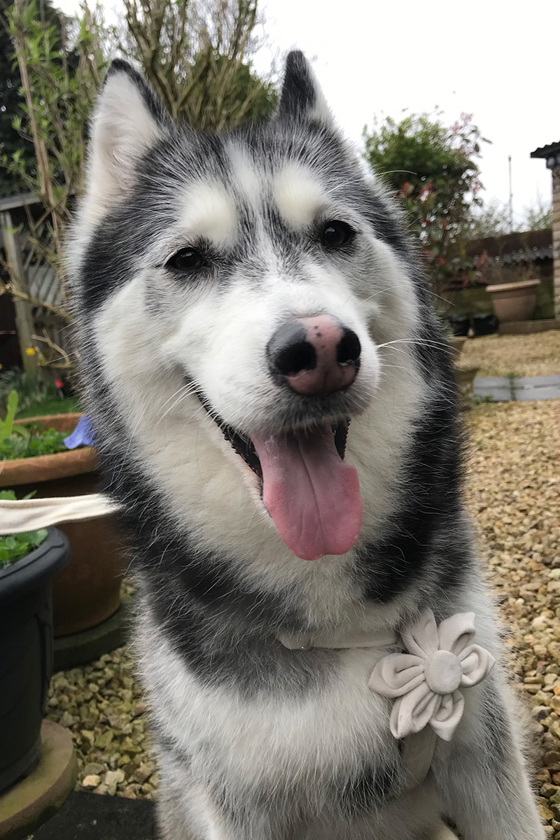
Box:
[507, 372, 519, 401]
[0, 370, 58, 414]
[0, 391, 29, 443]
[0, 423, 67, 460]
[0, 391, 68, 459]
[0, 490, 48, 568]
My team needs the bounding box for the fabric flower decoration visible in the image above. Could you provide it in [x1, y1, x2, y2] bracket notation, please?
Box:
[63, 415, 96, 450]
[368, 609, 495, 742]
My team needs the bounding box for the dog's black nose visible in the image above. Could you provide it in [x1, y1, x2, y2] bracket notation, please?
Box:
[267, 316, 361, 396]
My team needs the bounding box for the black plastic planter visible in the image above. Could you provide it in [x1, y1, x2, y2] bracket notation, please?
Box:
[472, 313, 498, 337]
[448, 315, 471, 337]
[0, 528, 70, 795]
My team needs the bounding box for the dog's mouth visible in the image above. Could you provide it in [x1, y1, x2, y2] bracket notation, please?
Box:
[195, 389, 363, 561]
[220, 418, 350, 480]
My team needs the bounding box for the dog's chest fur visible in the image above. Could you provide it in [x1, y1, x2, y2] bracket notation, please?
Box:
[137, 597, 405, 803]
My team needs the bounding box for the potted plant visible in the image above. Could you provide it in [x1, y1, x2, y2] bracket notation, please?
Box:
[0, 492, 70, 794]
[485, 270, 541, 323]
[0, 392, 128, 649]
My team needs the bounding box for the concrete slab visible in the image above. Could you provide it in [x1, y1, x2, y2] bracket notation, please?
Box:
[29, 792, 156, 840]
[516, 386, 560, 400]
[26, 791, 459, 839]
[474, 374, 560, 401]
[27, 793, 459, 839]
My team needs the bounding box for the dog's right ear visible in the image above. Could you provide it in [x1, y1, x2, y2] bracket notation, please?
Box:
[84, 60, 166, 223]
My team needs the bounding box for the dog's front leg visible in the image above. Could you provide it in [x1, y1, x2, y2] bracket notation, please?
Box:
[431, 678, 545, 840]
[158, 788, 289, 840]
[156, 759, 296, 840]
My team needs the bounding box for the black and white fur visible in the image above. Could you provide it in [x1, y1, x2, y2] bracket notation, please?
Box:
[69, 53, 544, 839]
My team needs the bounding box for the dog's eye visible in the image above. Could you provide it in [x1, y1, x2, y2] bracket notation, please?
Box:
[165, 248, 207, 273]
[320, 221, 355, 250]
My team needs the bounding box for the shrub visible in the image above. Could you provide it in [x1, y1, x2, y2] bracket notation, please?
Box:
[363, 111, 487, 302]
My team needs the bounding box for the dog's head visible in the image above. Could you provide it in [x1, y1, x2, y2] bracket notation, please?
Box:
[72, 52, 426, 563]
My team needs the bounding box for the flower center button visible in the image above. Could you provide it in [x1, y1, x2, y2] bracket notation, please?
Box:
[424, 650, 462, 694]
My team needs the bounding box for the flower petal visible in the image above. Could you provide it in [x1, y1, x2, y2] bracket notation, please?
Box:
[459, 644, 496, 687]
[368, 653, 425, 698]
[437, 612, 476, 655]
[401, 609, 439, 658]
[430, 690, 465, 741]
[389, 682, 440, 739]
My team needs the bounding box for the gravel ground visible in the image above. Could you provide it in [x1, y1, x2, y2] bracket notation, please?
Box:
[461, 330, 560, 377]
[46, 399, 560, 834]
[464, 400, 560, 836]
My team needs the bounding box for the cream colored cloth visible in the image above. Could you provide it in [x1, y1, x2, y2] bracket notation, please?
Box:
[278, 627, 398, 650]
[0, 493, 122, 533]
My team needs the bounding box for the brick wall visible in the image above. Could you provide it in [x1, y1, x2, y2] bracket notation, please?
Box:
[553, 166, 560, 318]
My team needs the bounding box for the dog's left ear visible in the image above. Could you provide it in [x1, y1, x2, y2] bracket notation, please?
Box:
[277, 51, 332, 124]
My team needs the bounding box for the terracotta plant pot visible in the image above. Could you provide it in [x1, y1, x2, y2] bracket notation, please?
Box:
[486, 279, 541, 323]
[448, 336, 467, 362]
[454, 364, 479, 411]
[0, 414, 128, 637]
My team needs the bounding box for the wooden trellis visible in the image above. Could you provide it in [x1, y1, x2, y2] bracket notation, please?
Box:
[0, 202, 71, 374]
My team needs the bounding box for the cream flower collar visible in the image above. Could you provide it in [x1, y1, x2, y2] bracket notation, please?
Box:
[279, 607, 495, 790]
[368, 609, 495, 742]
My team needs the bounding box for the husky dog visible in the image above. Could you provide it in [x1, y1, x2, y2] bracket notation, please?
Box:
[69, 53, 544, 839]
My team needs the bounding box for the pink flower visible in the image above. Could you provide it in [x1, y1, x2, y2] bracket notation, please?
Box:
[368, 609, 495, 742]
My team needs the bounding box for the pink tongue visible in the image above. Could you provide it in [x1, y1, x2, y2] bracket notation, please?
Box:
[251, 427, 362, 561]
